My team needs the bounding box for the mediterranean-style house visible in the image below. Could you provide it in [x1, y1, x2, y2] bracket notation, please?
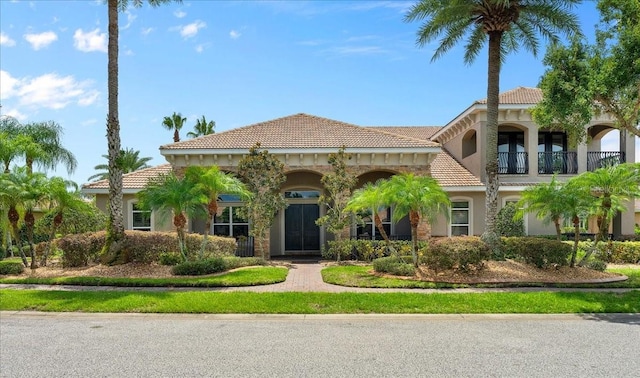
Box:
[82, 87, 637, 258]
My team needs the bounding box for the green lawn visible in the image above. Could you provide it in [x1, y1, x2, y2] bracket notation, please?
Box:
[0, 266, 288, 287]
[321, 265, 640, 289]
[1, 289, 638, 314]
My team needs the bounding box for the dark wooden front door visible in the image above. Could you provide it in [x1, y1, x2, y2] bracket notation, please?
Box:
[284, 204, 320, 252]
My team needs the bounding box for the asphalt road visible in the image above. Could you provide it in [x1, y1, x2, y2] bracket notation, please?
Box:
[1, 312, 639, 378]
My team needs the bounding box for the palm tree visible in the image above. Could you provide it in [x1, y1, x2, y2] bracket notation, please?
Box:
[41, 177, 92, 266]
[187, 116, 215, 138]
[88, 148, 152, 182]
[184, 166, 250, 258]
[162, 112, 187, 143]
[572, 163, 640, 265]
[22, 121, 77, 175]
[346, 182, 392, 242]
[104, 0, 179, 263]
[20, 172, 49, 269]
[404, 0, 581, 249]
[562, 177, 597, 267]
[136, 172, 206, 261]
[516, 175, 567, 241]
[381, 173, 450, 267]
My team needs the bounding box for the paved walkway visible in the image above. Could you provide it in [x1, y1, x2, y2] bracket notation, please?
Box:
[0, 262, 634, 293]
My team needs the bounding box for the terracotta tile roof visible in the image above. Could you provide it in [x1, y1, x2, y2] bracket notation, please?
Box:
[430, 150, 482, 187]
[368, 126, 442, 141]
[81, 164, 172, 190]
[475, 86, 543, 105]
[161, 113, 439, 150]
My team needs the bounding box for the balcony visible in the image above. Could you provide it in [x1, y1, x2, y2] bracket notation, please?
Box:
[498, 152, 528, 174]
[587, 151, 625, 171]
[538, 152, 578, 174]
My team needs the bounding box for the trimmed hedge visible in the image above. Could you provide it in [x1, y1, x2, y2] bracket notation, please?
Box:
[503, 237, 571, 268]
[172, 257, 226, 276]
[372, 256, 415, 276]
[424, 236, 490, 272]
[0, 260, 25, 275]
[572, 240, 640, 264]
[56, 231, 237, 267]
[322, 239, 425, 262]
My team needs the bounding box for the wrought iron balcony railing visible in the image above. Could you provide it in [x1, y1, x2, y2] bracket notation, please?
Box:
[498, 152, 528, 174]
[538, 152, 578, 174]
[587, 151, 625, 171]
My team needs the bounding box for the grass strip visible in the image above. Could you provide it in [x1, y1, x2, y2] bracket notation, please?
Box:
[321, 265, 640, 289]
[0, 267, 288, 287]
[1, 290, 638, 314]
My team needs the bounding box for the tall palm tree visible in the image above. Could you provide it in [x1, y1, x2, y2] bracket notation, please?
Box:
[381, 173, 450, 267]
[22, 121, 77, 175]
[162, 112, 187, 143]
[136, 172, 206, 261]
[187, 116, 216, 138]
[184, 166, 250, 258]
[41, 177, 92, 266]
[104, 0, 179, 263]
[88, 148, 152, 182]
[405, 0, 581, 249]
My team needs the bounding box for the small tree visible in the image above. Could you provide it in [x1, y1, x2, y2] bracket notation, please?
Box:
[381, 173, 450, 267]
[184, 165, 250, 259]
[516, 175, 568, 241]
[316, 147, 358, 262]
[236, 143, 286, 259]
[136, 172, 206, 261]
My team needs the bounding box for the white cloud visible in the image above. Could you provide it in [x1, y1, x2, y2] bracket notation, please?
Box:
[229, 30, 241, 40]
[123, 49, 134, 56]
[174, 10, 186, 18]
[195, 43, 211, 53]
[0, 32, 16, 46]
[2, 108, 27, 121]
[24, 31, 58, 50]
[122, 11, 137, 30]
[1, 70, 100, 110]
[179, 20, 206, 39]
[73, 28, 107, 53]
[0, 70, 20, 99]
[141, 27, 155, 36]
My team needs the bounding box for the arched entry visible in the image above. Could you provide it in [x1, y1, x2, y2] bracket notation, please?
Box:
[283, 190, 321, 254]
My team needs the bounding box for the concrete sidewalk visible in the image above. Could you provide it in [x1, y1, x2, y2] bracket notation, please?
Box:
[0, 262, 634, 293]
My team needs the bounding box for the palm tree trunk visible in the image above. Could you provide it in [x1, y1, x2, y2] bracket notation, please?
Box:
[173, 129, 180, 143]
[103, 0, 125, 264]
[579, 198, 611, 266]
[409, 210, 419, 267]
[174, 212, 188, 261]
[24, 211, 37, 269]
[570, 215, 580, 267]
[42, 212, 62, 266]
[201, 201, 217, 260]
[8, 206, 27, 267]
[554, 219, 562, 241]
[482, 31, 502, 252]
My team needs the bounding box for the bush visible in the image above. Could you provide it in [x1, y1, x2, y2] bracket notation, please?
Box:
[606, 241, 640, 264]
[222, 256, 266, 269]
[503, 237, 570, 268]
[585, 260, 607, 272]
[172, 257, 226, 276]
[372, 256, 415, 276]
[34, 206, 107, 238]
[424, 236, 490, 272]
[57, 231, 106, 267]
[0, 260, 25, 275]
[159, 252, 182, 266]
[496, 203, 525, 237]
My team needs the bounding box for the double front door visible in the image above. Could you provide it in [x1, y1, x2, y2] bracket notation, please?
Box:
[284, 204, 320, 252]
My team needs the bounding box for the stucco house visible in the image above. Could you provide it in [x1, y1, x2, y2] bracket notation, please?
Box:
[82, 87, 636, 257]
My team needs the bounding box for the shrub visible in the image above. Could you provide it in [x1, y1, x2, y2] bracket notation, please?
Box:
[585, 260, 607, 272]
[503, 237, 570, 268]
[372, 256, 415, 276]
[0, 260, 25, 275]
[424, 236, 490, 272]
[496, 203, 525, 237]
[321, 239, 355, 261]
[34, 206, 107, 237]
[172, 257, 226, 276]
[607, 241, 640, 264]
[222, 256, 266, 269]
[57, 231, 106, 267]
[159, 252, 182, 266]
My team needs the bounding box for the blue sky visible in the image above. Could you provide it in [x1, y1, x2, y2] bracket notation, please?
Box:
[0, 0, 635, 185]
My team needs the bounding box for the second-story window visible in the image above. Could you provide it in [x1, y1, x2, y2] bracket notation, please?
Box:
[498, 132, 527, 174]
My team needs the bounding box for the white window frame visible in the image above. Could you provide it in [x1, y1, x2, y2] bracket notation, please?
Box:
[212, 204, 249, 238]
[355, 207, 393, 240]
[128, 199, 153, 231]
[449, 197, 472, 236]
[502, 196, 528, 234]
